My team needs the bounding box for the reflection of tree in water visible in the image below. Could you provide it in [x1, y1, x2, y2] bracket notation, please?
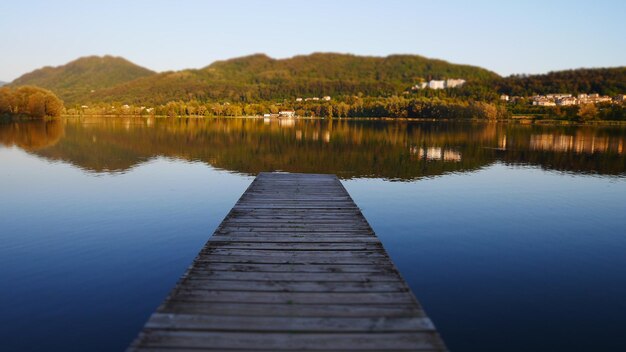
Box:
[26, 117, 498, 179]
[1, 117, 624, 179]
[0, 120, 64, 150]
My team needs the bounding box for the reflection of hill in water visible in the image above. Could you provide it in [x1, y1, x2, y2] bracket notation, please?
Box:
[0, 120, 64, 151]
[1, 117, 625, 179]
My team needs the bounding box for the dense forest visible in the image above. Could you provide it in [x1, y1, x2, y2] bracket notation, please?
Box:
[9, 53, 499, 105]
[6, 54, 625, 121]
[496, 68, 626, 96]
[0, 86, 64, 119]
[71, 96, 508, 120]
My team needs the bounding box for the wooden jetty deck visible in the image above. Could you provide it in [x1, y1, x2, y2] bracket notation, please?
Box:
[129, 172, 447, 351]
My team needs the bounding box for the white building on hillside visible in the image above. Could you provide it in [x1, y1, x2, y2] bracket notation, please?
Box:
[445, 79, 466, 88]
[428, 80, 446, 89]
[547, 94, 572, 99]
[556, 97, 577, 106]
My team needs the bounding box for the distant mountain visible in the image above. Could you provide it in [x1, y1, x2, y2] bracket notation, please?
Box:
[0, 81, 7, 87]
[498, 67, 626, 96]
[11, 53, 500, 105]
[10, 56, 156, 104]
[10, 54, 623, 106]
[92, 53, 500, 104]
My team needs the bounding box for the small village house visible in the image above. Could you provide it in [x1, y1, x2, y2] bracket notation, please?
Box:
[278, 110, 295, 118]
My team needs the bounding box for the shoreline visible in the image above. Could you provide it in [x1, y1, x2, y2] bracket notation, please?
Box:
[53, 114, 626, 126]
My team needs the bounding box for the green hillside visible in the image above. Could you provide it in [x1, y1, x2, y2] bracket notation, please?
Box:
[88, 53, 500, 104]
[497, 67, 626, 96]
[10, 56, 156, 104]
[10, 54, 624, 110]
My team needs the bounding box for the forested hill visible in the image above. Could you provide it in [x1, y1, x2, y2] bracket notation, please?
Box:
[93, 53, 499, 104]
[496, 67, 626, 96]
[9, 54, 624, 107]
[204, 53, 499, 83]
[10, 56, 156, 104]
[11, 53, 499, 105]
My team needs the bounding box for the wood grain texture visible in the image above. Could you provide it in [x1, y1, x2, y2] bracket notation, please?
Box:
[128, 172, 447, 351]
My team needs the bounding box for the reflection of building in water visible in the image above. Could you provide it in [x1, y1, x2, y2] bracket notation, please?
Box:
[279, 119, 295, 127]
[499, 135, 507, 150]
[323, 131, 331, 143]
[443, 150, 461, 162]
[530, 134, 624, 154]
[410, 146, 461, 162]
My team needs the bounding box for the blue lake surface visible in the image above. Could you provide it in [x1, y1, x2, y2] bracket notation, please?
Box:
[1, 117, 625, 351]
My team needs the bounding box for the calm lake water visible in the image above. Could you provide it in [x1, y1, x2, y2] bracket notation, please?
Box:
[1, 116, 626, 351]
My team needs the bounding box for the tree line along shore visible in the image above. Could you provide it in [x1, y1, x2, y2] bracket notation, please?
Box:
[3, 85, 626, 122]
[3, 53, 625, 121]
[0, 86, 63, 119]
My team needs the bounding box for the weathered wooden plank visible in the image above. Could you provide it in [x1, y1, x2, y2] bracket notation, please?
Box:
[231, 209, 362, 214]
[170, 290, 416, 305]
[208, 235, 380, 243]
[218, 226, 373, 232]
[179, 279, 408, 293]
[192, 262, 398, 273]
[216, 230, 369, 236]
[145, 313, 435, 332]
[193, 255, 390, 265]
[159, 302, 425, 318]
[201, 248, 386, 257]
[133, 331, 445, 350]
[206, 242, 383, 250]
[183, 270, 400, 282]
[129, 172, 446, 352]
[132, 348, 444, 352]
[224, 219, 367, 224]
[216, 230, 376, 235]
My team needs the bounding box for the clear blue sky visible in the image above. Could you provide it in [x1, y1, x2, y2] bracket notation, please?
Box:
[1, 0, 624, 81]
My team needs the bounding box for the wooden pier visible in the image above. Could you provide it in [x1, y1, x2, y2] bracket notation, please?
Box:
[129, 172, 447, 351]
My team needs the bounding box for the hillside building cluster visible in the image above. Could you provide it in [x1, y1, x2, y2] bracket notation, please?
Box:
[500, 93, 625, 106]
[411, 79, 466, 90]
[295, 96, 331, 102]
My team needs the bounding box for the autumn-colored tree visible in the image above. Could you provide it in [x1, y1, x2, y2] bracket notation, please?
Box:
[577, 104, 598, 121]
[44, 93, 64, 117]
[472, 101, 499, 120]
[224, 104, 243, 116]
[164, 101, 180, 117]
[244, 104, 261, 116]
[0, 87, 15, 114]
[211, 103, 224, 116]
[197, 105, 208, 116]
[27, 92, 47, 118]
[0, 86, 64, 118]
